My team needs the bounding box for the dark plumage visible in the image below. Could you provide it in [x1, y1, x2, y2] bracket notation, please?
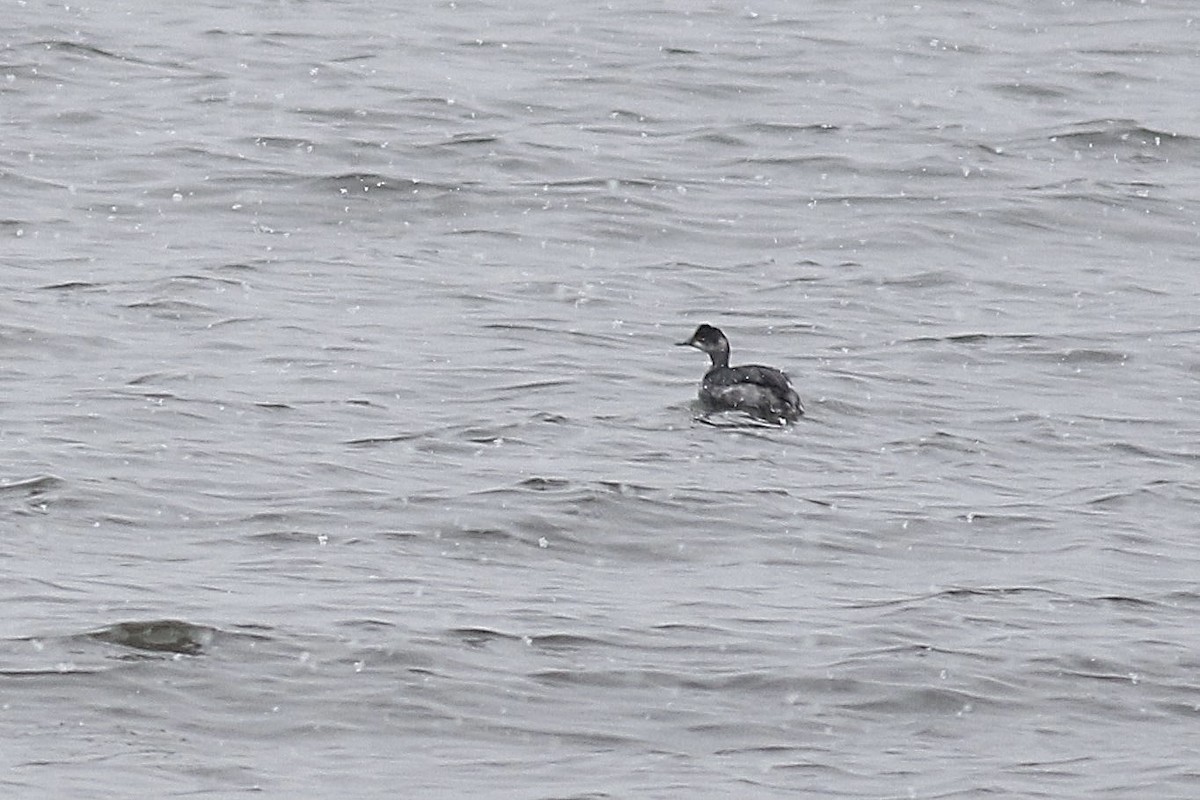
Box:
[676, 324, 804, 424]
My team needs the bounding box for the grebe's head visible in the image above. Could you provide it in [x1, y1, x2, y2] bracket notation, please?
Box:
[676, 324, 729, 358]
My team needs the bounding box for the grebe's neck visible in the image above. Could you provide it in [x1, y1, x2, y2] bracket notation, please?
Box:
[708, 343, 730, 370]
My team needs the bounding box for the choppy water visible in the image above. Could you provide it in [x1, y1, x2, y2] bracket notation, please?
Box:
[3, 0, 1199, 796]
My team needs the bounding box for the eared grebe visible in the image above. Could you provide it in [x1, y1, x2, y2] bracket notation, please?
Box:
[676, 324, 804, 424]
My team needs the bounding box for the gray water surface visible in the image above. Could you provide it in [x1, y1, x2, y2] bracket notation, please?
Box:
[3, 1, 1199, 797]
